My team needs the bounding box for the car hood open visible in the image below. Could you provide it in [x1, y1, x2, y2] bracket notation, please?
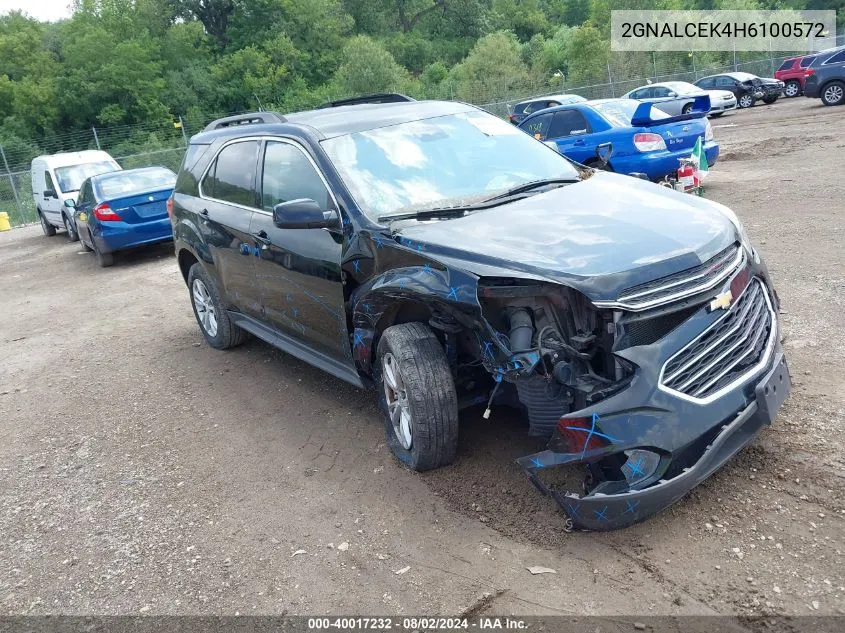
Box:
[396, 172, 739, 301]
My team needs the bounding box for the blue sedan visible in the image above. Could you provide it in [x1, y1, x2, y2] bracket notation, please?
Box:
[517, 98, 719, 181]
[70, 166, 176, 267]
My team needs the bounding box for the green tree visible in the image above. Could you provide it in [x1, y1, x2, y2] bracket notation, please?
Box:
[333, 35, 411, 95]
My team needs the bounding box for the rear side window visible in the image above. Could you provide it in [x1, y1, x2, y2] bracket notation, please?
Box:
[777, 59, 794, 71]
[696, 77, 714, 89]
[548, 110, 591, 138]
[77, 180, 94, 206]
[202, 141, 259, 207]
[799, 55, 816, 68]
[823, 50, 845, 64]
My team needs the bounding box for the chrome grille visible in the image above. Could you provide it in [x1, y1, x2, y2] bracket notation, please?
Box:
[660, 278, 774, 401]
[599, 245, 744, 311]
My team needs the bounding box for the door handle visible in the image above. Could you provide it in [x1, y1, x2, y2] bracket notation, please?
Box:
[252, 230, 272, 247]
[574, 139, 585, 146]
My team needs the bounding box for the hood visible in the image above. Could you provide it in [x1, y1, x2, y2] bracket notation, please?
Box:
[396, 172, 739, 301]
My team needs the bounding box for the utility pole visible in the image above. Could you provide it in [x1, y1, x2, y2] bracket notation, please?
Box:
[92, 126, 101, 150]
[178, 116, 188, 147]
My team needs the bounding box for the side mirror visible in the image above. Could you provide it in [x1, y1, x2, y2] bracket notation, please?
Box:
[273, 199, 338, 230]
[44, 189, 56, 198]
[63, 199, 75, 208]
[667, 91, 677, 97]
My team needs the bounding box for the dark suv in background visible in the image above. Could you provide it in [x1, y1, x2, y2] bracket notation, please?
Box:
[169, 95, 789, 530]
[804, 46, 845, 106]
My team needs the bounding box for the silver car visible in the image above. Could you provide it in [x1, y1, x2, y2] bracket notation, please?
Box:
[623, 81, 737, 117]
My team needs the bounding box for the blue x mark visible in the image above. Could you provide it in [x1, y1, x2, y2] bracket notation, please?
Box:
[624, 500, 640, 515]
[481, 341, 493, 359]
[362, 302, 372, 314]
[530, 456, 543, 468]
[353, 332, 365, 348]
[625, 457, 645, 478]
[563, 412, 619, 459]
[564, 502, 581, 520]
[352, 260, 360, 273]
[446, 286, 459, 301]
[593, 506, 609, 521]
[374, 235, 385, 249]
[421, 263, 433, 274]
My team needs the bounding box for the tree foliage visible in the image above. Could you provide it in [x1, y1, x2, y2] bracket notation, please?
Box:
[0, 0, 839, 168]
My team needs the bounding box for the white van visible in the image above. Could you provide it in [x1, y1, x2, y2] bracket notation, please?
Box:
[31, 150, 122, 240]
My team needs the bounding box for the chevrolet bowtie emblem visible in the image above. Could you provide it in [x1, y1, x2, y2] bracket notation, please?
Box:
[709, 290, 733, 311]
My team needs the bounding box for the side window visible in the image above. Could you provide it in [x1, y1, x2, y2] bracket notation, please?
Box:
[696, 78, 713, 89]
[44, 171, 56, 194]
[202, 140, 260, 207]
[261, 141, 330, 212]
[715, 76, 734, 87]
[522, 113, 552, 139]
[522, 101, 543, 114]
[548, 110, 591, 139]
[799, 55, 815, 68]
[631, 88, 650, 99]
[824, 50, 845, 64]
[78, 180, 92, 206]
[777, 59, 794, 71]
[652, 87, 671, 98]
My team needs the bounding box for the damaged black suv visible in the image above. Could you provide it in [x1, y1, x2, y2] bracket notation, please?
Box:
[170, 96, 790, 530]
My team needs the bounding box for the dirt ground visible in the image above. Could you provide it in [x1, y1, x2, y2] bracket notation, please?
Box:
[1, 96, 843, 617]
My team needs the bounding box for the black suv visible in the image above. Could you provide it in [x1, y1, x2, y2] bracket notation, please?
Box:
[804, 46, 845, 106]
[695, 72, 783, 108]
[170, 96, 790, 530]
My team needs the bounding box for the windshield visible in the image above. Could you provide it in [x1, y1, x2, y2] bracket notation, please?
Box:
[55, 161, 119, 193]
[592, 100, 669, 127]
[321, 110, 579, 222]
[96, 168, 176, 199]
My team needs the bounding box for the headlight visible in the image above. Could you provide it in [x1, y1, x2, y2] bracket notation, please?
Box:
[715, 205, 756, 261]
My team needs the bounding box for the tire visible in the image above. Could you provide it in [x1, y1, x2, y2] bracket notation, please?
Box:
[784, 80, 801, 98]
[821, 81, 845, 106]
[63, 214, 79, 242]
[91, 238, 114, 267]
[710, 112, 724, 118]
[681, 103, 693, 114]
[81, 236, 93, 252]
[738, 94, 754, 108]
[762, 95, 778, 105]
[187, 262, 247, 349]
[39, 210, 56, 237]
[585, 158, 613, 172]
[375, 322, 459, 472]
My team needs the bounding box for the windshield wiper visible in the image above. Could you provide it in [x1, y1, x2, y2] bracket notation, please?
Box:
[377, 206, 475, 224]
[482, 177, 580, 203]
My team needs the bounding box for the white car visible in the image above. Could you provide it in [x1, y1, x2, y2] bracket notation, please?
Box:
[623, 81, 737, 117]
[31, 150, 121, 241]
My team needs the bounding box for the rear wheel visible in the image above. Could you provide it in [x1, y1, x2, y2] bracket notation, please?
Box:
[738, 94, 754, 108]
[375, 322, 459, 472]
[92, 238, 114, 267]
[821, 81, 845, 106]
[681, 102, 693, 114]
[39, 211, 56, 237]
[784, 80, 801, 98]
[187, 263, 247, 349]
[63, 214, 79, 242]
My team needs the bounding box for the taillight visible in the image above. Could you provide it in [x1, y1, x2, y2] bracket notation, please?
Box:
[166, 196, 174, 218]
[93, 203, 121, 221]
[704, 119, 714, 142]
[633, 132, 667, 152]
[805, 68, 814, 76]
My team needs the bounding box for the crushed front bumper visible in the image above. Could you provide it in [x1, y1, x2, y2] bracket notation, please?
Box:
[522, 349, 789, 530]
[517, 267, 790, 530]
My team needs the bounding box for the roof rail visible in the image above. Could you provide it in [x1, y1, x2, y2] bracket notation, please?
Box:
[203, 111, 286, 132]
[316, 93, 415, 109]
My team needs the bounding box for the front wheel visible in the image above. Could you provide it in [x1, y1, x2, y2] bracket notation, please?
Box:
[63, 214, 79, 242]
[762, 95, 778, 105]
[187, 263, 247, 349]
[39, 211, 56, 237]
[738, 94, 754, 108]
[821, 81, 845, 106]
[375, 322, 459, 472]
[784, 80, 801, 98]
[710, 112, 724, 118]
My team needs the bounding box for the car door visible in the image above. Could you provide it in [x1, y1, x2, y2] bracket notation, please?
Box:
[197, 139, 265, 318]
[41, 169, 62, 224]
[73, 179, 95, 246]
[715, 75, 740, 97]
[250, 138, 352, 367]
[547, 109, 595, 164]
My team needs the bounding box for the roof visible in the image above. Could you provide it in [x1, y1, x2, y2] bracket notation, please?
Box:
[92, 166, 171, 181]
[515, 93, 584, 105]
[191, 100, 477, 144]
[31, 150, 115, 168]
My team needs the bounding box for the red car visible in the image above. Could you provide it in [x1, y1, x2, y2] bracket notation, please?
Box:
[775, 54, 817, 97]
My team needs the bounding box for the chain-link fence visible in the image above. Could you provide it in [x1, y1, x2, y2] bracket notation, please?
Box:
[2, 33, 842, 229]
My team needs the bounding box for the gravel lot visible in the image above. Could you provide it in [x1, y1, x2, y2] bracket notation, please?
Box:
[1, 96, 843, 617]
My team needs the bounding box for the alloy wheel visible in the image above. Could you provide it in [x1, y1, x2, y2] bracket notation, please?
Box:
[739, 94, 753, 108]
[192, 278, 219, 338]
[784, 82, 800, 97]
[382, 352, 413, 450]
[823, 84, 843, 105]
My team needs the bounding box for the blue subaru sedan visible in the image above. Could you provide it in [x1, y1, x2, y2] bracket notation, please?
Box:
[517, 98, 719, 181]
[70, 166, 176, 267]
